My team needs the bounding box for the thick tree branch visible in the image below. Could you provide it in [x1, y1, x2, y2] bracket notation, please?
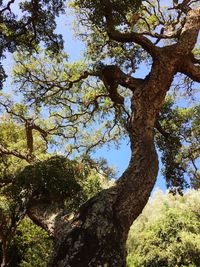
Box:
[179, 56, 200, 82]
[103, 2, 157, 57]
[175, 7, 200, 54]
[106, 24, 157, 58]
[99, 65, 144, 105]
[26, 198, 70, 240]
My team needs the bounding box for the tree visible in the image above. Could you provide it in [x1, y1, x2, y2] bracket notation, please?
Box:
[127, 190, 200, 267]
[0, 0, 64, 89]
[0, 99, 107, 266]
[1, 0, 200, 266]
[0, 101, 51, 267]
[155, 96, 200, 193]
[9, 217, 53, 267]
[0, 156, 103, 266]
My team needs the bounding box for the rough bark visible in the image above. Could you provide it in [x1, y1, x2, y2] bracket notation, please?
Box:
[48, 188, 126, 267]
[27, 202, 67, 240]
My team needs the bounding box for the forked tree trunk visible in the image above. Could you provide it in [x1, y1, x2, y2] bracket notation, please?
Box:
[48, 61, 175, 267]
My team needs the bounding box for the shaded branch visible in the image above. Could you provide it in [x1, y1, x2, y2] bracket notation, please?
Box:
[99, 65, 144, 105]
[175, 7, 200, 54]
[0, 176, 13, 186]
[155, 120, 170, 139]
[103, 2, 157, 57]
[0, 144, 31, 163]
[179, 55, 200, 82]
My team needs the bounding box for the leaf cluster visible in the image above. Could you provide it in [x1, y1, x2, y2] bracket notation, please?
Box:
[156, 96, 200, 193]
[0, 0, 65, 89]
[71, 0, 141, 30]
[8, 217, 52, 267]
[3, 156, 90, 206]
[127, 190, 200, 267]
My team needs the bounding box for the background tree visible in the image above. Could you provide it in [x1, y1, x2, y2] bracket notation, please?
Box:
[8, 217, 53, 267]
[127, 190, 200, 267]
[0, 98, 107, 266]
[0, 98, 51, 266]
[0, 0, 65, 89]
[155, 96, 200, 193]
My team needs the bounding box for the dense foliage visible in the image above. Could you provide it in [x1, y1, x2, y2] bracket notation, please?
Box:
[0, 0, 65, 89]
[127, 190, 200, 267]
[0, 154, 104, 266]
[4, 190, 200, 267]
[156, 97, 200, 193]
[8, 217, 52, 267]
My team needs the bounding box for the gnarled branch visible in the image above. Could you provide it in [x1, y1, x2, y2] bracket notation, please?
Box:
[175, 7, 200, 54]
[179, 55, 200, 82]
[103, 1, 158, 57]
[0, 144, 31, 163]
[99, 65, 144, 105]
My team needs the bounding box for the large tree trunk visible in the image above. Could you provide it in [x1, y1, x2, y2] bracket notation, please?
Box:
[47, 7, 200, 260]
[48, 60, 175, 266]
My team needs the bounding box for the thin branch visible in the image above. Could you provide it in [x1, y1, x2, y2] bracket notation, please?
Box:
[0, 144, 31, 163]
[103, 1, 158, 57]
[0, 0, 15, 15]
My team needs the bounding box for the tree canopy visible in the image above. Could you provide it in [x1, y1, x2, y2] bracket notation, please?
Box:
[0, 0, 65, 89]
